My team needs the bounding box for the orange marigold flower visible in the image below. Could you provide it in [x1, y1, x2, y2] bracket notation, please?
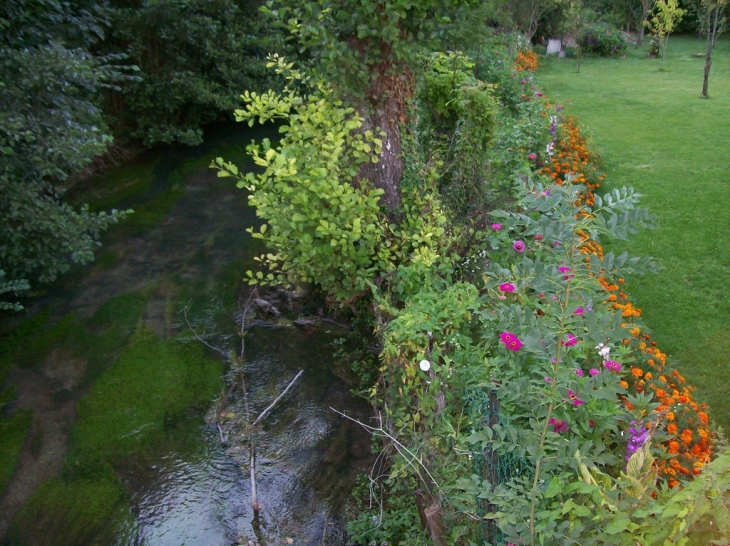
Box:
[667, 412, 675, 421]
[698, 412, 709, 425]
[620, 380, 629, 389]
[667, 423, 678, 435]
[645, 372, 653, 380]
[631, 367, 644, 378]
[668, 441, 680, 454]
[681, 429, 693, 445]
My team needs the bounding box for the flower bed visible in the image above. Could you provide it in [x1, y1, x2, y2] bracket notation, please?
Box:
[541, 107, 715, 486]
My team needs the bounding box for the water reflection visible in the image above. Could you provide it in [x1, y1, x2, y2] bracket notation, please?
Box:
[119, 327, 373, 546]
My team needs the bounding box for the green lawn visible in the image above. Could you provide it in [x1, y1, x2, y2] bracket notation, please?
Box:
[538, 36, 730, 433]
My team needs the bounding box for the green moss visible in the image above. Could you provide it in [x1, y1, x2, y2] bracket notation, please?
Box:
[0, 409, 32, 497]
[13, 314, 85, 369]
[0, 311, 51, 365]
[107, 184, 186, 239]
[71, 160, 157, 213]
[67, 328, 223, 475]
[5, 475, 129, 546]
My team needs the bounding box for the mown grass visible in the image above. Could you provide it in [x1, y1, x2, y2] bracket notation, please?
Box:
[538, 36, 730, 432]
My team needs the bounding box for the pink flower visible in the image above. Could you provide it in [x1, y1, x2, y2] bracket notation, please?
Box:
[604, 360, 622, 372]
[574, 368, 584, 377]
[491, 223, 502, 231]
[528, 153, 537, 161]
[568, 389, 584, 406]
[564, 333, 578, 347]
[513, 240, 526, 253]
[498, 282, 516, 293]
[589, 368, 601, 377]
[558, 266, 571, 273]
[534, 234, 543, 241]
[573, 307, 585, 316]
[500, 332, 523, 351]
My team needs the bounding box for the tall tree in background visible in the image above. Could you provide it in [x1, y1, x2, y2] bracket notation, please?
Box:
[507, 0, 564, 41]
[263, 0, 479, 212]
[700, 0, 728, 96]
[107, 0, 286, 146]
[0, 0, 130, 310]
[638, 0, 656, 44]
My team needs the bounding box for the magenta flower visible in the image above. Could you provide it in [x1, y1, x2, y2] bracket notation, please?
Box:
[534, 234, 543, 241]
[558, 266, 571, 273]
[574, 368, 584, 377]
[513, 240, 526, 253]
[564, 333, 578, 346]
[498, 282, 516, 293]
[589, 368, 601, 377]
[604, 360, 622, 372]
[568, 389, 584, 406]
[499, 332, 523, 351]
[491, 223, 502, 231]
[549, 417, 569, 433]
[573, 307, 585, 316]
[527, 153, 537, 161]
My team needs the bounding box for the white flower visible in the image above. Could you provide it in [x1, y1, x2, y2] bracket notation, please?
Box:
[546, 141, 555, 157]
[419, 359, 431, 372]
[596, 343, 611, 358]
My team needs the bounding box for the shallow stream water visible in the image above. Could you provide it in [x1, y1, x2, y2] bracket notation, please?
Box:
[0, 125, 374, 545]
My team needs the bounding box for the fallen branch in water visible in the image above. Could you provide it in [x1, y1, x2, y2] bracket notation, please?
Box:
[253, 370, 304, 426]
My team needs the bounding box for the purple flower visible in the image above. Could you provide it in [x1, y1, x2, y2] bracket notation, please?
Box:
[491, 223, 502, 231]
[498, 282, 516, 293]
[589, 368, 601, 377]
[626, 420, 650, 461]
[513, 240, 526, 253]
[604, 360, 622, 372]
[499, 331, 523, 351]
[564, 334, 578, 347]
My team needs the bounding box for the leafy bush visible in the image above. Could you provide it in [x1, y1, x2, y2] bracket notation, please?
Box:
[577, 23, 627, 57]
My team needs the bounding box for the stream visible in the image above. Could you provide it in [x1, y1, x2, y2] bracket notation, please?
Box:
[0, 124, 375, 545]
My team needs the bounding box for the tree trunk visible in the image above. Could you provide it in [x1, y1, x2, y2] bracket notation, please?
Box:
[357, 67, 413, 213]
[702, 45, 712, 97]
[702, 5, 721, 98]
[638, 0, 653, 45]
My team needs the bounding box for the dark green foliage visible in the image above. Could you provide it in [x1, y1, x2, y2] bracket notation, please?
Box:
[108, 0, 286, 146]
[418, 51, 498, 215]
[0, 0, 131, 310]
[578, 22, 628, 56]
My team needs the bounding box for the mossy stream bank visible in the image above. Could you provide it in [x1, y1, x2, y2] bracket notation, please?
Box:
[0, 125, 375, 545]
